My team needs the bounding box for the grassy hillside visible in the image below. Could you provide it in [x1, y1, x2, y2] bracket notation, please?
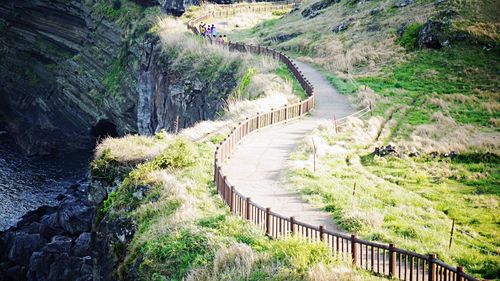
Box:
[91, 11, 385, 280]
[229, 0, 499, 279]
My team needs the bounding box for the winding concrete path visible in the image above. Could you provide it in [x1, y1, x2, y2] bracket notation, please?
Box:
[222, 60, 355, 231]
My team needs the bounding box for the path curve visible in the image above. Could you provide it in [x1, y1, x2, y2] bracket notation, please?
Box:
[222, 60, 355, 231]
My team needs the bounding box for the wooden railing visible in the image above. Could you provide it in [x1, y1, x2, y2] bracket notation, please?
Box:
[186, 5, 479, 281]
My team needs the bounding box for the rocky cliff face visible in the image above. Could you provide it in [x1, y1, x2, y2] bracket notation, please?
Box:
[137, 34, 240, 135]
[0, 0, 240, 155]
[0, 0, 138, 155]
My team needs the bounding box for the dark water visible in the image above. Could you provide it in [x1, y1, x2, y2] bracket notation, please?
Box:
[0, 133, 92, 230]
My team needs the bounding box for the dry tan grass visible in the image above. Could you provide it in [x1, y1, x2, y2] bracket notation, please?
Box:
[214, 243, 255, 278]
[427, 96, 450, 110]
[466, 22, 500, 42]
[95, 134, 173, 163]
[211, 12, 278, 33]
[186, 243, 263, 281]
[489, 118, 500, 127]
[400, 111, 500, 153]
[307, 263, 383, 281]
[431, 112, 457, 126]
[441, 93, 478, 104]
[481, 101, 500, 114]
[355, 87, 384, 108]
[313, 38, 403, 77]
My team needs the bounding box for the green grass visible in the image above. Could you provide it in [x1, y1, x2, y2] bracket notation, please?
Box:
[275, 64, 308, 100]
[91, 0, 161, 103]
[324, 72, 358, 95]
[288, 128, 499, 279]
[93, 136, 381, 281]
[396, 23, 423, 51]
[358, 45, 500, 129]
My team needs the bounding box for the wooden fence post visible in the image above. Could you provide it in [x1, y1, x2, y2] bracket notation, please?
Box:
[429, 254, 436, 281]
[214, 158, 218, 183]
[175, 115, 180, 134]
[266, 207, 271, 236]
[312, 137, 316, 173]
[285, 105, 288, 120]
[256, 112, 260, 129]
[456, 266, 463, 281]
[270, 108, 274, 124]
[222, 176, 227, 202]
[334, 114, 338, 133]
[389, 243, 396, 278]
[319, 225, 324, 242]
[229, 185, 234, 213]
[246, 197, 251, 220]
[449, 219, 455, 249]
[290, 216, 295, 236]
[351, 234, 358, 267]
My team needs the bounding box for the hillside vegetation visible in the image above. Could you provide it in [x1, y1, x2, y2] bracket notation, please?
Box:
[230, 0, 499, 279]
[91, 8, 384, 280]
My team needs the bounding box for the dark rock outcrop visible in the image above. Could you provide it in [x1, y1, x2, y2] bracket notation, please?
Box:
[395, 0, 413, 8]
[0, 178, 137, 281]
[0, 0, 137, 155]
[137, 34, 241, 135]
[418, 20, 448, 49]
[332, 21, 351, 33]
[373, 145, 398, 157]
[367, 22, 381, 32]
[265, 32, 302, 43]
[0, 181, 114, 281]
[161, 0, 200, 16]
[0, 0, 241, 155]
[301, 0, 340, 19]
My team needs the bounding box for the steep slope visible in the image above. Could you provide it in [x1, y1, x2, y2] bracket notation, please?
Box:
[0, 0, 244, 155]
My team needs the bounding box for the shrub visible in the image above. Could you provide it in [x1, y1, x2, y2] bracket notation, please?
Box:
[90, 148, 128, 185]
[152, 138, 195, 169]
[139, 229, 216, 280]
[397, 23, 423, 51]
[272, 9, 288, 16]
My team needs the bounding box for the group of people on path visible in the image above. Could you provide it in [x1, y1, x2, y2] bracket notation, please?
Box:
[198, 22, 229, 45]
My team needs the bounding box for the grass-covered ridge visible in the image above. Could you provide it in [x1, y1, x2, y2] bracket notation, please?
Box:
[227, 0, 499, 279]
[92, 133, 384, 281]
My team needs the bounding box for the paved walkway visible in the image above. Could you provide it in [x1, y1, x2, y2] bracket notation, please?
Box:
[222, 60, 355, 231]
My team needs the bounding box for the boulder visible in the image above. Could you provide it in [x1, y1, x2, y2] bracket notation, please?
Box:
[302, 0, 339, 18]
[265, 32, 302, 43]
[72, 232, 92, 257]
[28, 253, 93, 281]
[6, 233, 46, 265]
[418, 20, 447, 49]
[43, 236, 72, 254]
[396, 22, 408, 36]
[367, 22, 380, 32]
[132, 185, 152, 200]
[373, 145, 398, 157]
[332, 22, 350, 33]
[57, 198, 94, 235]
[161, 0, 200, 16]
[395, 0, 413, 8]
